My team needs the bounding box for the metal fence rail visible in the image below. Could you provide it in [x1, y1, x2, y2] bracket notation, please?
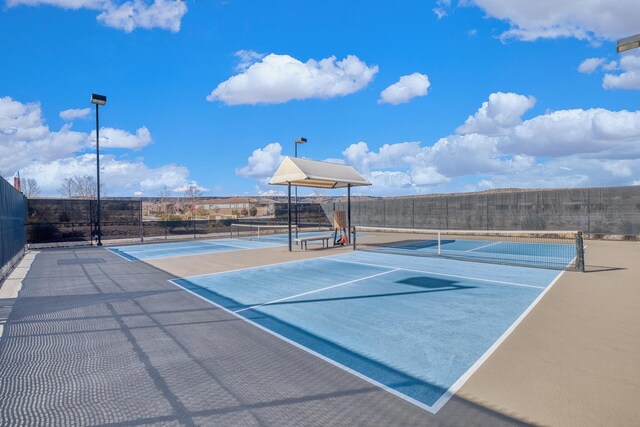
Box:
[1, 178, 27, 280]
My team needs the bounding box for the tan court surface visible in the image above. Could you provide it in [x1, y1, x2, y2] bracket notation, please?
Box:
[1, 238, 639, 426]
[146, 239, 640, 426]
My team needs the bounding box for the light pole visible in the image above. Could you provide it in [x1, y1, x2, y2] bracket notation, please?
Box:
[294, 137, 307, 237]
[617, 34, 640, 53]
[91, 93, 107, 246]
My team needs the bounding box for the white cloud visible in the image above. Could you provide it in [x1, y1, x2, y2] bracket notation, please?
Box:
[346, 93, 640, 194]
[238, 92, 640, 195]
[97, 0, 187, 33]
[342, 141, 422, 173]
[257, 188, 285, 197]
[172, 181, 209, 193]
[501, 108, 640, 157]
[578, 57, 605, 74]
[207, 54, 379, 105]
[7, 0, 187, 33]
[21, 153, 193, 196]
[0, 97, 86, 175]
[234, 50, 265, 71]
[236, 142, 284, 178]
[466, 0, 638, 42]
[432, 0, 451, 19]
[369, 171, 413, 190]
[1, 96, 195, 196]
[603, 52, 640, 90]
[456, 92, 536, 136]
[378, 73, 430, 105]
[88, 126, 152, 150]
[60, 107, 92, 121]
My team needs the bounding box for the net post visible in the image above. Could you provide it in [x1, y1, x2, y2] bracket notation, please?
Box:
[576, 231, 585, 272]
[437, 231, 441, 256]
[352, 227, 357, 251]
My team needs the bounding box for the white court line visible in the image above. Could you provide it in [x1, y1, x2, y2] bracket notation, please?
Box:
[106, 248, 139, 262]
[234, 269, 400, 314]
[327, 257, 546, 290]
[199, 240, 266, 250]
[166, 277, 439, 414]
[428, 267, 567, 413]
[465, 241, 502, 252]
[107, 241, 275, 262]
[178, 255, 340, 280]
[113, 241, 227, 253]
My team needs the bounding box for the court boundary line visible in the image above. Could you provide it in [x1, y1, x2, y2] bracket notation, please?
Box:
[178, 255, 339, 280]
[107, 248, 139, 262]
[106, 240, 281, 262]
[120, 240, 257, 253]
[200, 240, 266, 250]
[429, 267, 567, 412]
[176, 253, 544, 289]
[327, 257, 546, 289]
[465, 241, 502, 252]
[112, 241, 236, 253]
[234, 268, 400, 314]
[166, 277, 439, 414]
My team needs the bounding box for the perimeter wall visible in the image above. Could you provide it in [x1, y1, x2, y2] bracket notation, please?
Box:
[322, 186, 640, 236]
[0, 178, 27, 281]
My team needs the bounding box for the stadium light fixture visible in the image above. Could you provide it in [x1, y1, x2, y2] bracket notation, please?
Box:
[294, 137, 307, 157]
[90, 93, 107, 246]
[617, 34, 640, 53]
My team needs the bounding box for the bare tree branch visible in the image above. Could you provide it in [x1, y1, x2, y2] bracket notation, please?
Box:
[22, 178, 40, 197]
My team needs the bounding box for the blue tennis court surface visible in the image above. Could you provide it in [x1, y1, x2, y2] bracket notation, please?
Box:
[171, 251, 562, 412]
[108, 232, 338, 261]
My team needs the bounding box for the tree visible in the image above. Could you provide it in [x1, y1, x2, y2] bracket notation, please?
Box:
[58, 178, 75, 198]
[249, 206, 258, 216]
[22, 178, 40, 197]
[57, 175, 99, 198]
[157, 185, 172, 214]
[73, 175, 97, 198]
[184, 183, 202, 215]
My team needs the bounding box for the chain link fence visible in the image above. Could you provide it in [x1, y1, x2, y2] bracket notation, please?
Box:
[27, 198, 242, 246]
[323, 186, 640, 238]
[1, 178, 27, 280]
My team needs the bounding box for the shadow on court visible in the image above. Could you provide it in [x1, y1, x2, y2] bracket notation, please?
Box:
[265, 276, 476, 307]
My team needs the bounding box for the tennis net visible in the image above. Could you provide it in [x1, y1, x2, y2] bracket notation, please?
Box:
[353, 226, 585, 271]
[230, 223, 297, 242]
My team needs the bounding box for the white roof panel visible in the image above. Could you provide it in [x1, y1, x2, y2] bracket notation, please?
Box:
[269, 157, 371, 188]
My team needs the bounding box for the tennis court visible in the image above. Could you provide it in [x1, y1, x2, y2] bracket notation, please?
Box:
[109, 231, 336, 261]
[171, 250, 563, 413]
[354, 227, 583, 270]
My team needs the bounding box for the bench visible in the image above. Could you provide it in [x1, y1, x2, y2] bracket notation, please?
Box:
[295, 235, 334, 250]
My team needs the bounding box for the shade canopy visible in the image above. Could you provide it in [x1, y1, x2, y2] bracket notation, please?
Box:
[269, 157, 371, 189]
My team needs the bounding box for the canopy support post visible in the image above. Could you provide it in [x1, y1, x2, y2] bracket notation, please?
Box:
[347, 183, 352, 245]
[288, 183, 292, 251]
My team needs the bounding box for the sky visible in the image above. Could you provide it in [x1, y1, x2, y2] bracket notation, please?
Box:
[1, 0, 639, 197]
